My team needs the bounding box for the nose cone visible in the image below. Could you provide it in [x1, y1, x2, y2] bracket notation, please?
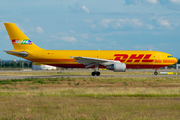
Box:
[175, 58, 178, 63]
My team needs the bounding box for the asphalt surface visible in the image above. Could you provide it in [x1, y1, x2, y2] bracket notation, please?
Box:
[0, 69, 180, 73]
[1, 69, 180, 73]
[0, 69, 180, 80]
[0, 74, 180, 80]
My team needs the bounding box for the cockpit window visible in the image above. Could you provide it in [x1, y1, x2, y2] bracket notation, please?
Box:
[167, 56, 173, 58]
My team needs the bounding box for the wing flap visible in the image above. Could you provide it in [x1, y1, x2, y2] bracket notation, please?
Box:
[85, 63, 95, 68]
[72, 56, 118, 68]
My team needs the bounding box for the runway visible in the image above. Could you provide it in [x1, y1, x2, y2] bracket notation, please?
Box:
[0, 69, 180, 80]
[1, 69, 180, 72]
[0, 74, 180, 80]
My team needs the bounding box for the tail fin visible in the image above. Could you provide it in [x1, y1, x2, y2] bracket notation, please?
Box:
[4, 23, 44, 50]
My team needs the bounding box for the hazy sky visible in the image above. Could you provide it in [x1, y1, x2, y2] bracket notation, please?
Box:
[0, 0, 180, 60]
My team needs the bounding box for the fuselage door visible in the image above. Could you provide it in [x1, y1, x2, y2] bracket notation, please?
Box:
[156, 53, 162, 63]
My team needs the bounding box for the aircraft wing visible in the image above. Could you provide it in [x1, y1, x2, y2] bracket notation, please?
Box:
[72, 56, 119, 68]
[4, 50, 28, 57]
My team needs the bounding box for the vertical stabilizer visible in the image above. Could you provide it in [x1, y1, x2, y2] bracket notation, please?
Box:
[4, 23, 44, 50]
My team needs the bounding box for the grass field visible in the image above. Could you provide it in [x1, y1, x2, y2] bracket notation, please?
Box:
[0, 75, 180, 119]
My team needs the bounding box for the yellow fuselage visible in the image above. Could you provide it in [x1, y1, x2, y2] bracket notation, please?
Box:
[10, 49, 177, 69]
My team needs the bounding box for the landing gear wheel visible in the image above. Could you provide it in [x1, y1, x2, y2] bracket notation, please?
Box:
[91, 72, 96, 76]
[154, 68, 158, 75]
[96, 71, 100, 76]
[154, 72, 158, 75]
[91, 71, 101, 76]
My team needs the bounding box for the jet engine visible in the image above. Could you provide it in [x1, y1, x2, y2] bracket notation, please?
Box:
[106, 61, 126, 72]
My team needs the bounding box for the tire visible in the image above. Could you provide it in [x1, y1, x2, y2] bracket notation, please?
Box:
[154, 72, 158, 75]
[96, 72, 100, 76]
[91, 72, 96, 76]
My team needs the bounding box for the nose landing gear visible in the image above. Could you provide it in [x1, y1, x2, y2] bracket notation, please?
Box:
[154, 68, 158, 75]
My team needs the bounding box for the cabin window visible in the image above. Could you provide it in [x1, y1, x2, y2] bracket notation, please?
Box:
[167, 56, 173, 58]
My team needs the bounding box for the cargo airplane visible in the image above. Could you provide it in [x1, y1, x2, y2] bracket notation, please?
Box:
[4, 23, 178, 76]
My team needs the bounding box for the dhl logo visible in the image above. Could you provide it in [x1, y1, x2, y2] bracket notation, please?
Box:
[114, 54, 154, 62]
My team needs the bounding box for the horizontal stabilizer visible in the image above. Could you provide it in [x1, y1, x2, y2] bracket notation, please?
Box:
[4, 50, 28, 57]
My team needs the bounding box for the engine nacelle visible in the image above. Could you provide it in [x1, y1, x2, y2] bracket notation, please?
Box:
[106, 62, 126, 72]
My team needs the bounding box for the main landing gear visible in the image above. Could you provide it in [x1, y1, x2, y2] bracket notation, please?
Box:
[91, 71, 100, 76]
[91, 64, 100, 76]
[154, 68, 158, 75]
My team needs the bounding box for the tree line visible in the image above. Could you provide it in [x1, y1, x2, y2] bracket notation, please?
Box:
[0, 61, 32, 68]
